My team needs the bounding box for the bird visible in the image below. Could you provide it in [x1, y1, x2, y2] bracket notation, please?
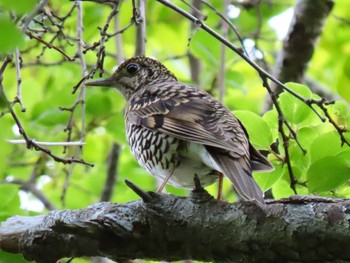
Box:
[86, 56, 273, 208]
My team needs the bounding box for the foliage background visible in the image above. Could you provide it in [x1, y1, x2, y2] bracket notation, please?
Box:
[0, 0, 350, 262]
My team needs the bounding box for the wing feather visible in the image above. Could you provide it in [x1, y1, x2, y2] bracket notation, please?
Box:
[126, 82, 249, 157]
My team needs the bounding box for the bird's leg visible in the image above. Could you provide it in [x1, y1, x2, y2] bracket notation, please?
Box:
[217, 173, 224, 200]
[157, 171, 174, 192]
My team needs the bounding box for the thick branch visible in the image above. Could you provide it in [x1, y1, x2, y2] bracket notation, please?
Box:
[1, 188, 350, 263]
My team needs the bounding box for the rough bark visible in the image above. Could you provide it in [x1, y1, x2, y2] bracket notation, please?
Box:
[263, 0, 334, 112]
[1, 186, 350, 263]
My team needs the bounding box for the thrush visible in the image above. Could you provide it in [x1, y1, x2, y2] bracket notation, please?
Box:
[86, 56, 273, 207]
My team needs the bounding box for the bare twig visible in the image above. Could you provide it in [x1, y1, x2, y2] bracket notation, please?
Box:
[76, 0, 88, 142]
[9, 105, 93, 166]
[96, 5, 119, 76]
[218, 0, 229, 103]
[6, 139, 86, 146]
[114, 1, 125, 63]
[187, 0, 203, 85]
[26, 32, 76, 61]
[133, 0, 146, 56]
[21, 0, 50, 31]
[100, 143, 120, 202]
[199, 0, 248, 56]
[14, 48, 26, 112]
[0, 56, 12, 77]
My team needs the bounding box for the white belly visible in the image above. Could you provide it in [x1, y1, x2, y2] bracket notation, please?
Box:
[127, 125, 221, 189]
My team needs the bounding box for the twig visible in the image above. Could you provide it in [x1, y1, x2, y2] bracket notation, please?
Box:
[114, 1, 125, 63]
[76, 0, 88, 142]
[306, 98, 350, 147]
[199, 0, 248, 56]
[26, 32, 76, 61]
[132, 0, 146, 56]
[83, 22, 132, 52]
[8, 104, 93, 166]
[4, 177, 56, 211]
[0, 56, 12, 77]
[187, 0, 203, 85]
[260, 76, 297, 193]
[21, 0, 50, 31]
[100, 143, 120, 202]
[218, 0, 229, 103]
[14, 48, 26, 112]
[96, 5, 118, 76]
[6, 139, 86, 146]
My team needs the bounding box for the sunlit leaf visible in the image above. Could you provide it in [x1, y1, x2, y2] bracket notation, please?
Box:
[0, 0, 37, 14]
[254, 161, 283, 191]
[309, 131, 344, 163]
[233, 110, 273, 149]
[279, 83, 313, 125]
[271, 175, 295, 199]
[0, 14, 24, 54]
[307, 156, 350, 192]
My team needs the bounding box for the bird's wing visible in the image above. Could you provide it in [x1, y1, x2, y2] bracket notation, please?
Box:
[126, 82, 249, 158]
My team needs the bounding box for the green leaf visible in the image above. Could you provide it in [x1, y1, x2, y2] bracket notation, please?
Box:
[32, 109, 68, 127]
[0, 185, 21, 219]
[0, 251, 29, 263]
[289, 140, 310, 172]
[337, 149, 350, 166]
[190, 30, 220, 66]
[296, 126, 319, 149]
[327, 100, 349, 129]
[309, 131, 344, 163]
[307, 156, 350, 192]
[278, 83, 313, 125]
[86, 92, 112, 115]
[0, 0, 37, 14]
[272, 174, 295, 199]
[0, 184, 19, 208]
[0, 14, 24, 54]
[262, 108, 279, 141]
[233, 110, 273, 149]
[254, 161, 283, 191]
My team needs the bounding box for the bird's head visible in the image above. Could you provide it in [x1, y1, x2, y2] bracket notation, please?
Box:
[86, 56, 177, 100]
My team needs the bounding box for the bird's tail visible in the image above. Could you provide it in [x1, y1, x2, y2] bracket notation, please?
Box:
[209, 151, 265, 208]
[249, 143, 274, 172]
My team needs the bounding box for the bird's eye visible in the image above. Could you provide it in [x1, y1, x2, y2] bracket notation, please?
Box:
[126, 63, 140, 74]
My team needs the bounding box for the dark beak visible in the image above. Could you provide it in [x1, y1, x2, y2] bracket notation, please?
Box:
[85, 76, 115, 87]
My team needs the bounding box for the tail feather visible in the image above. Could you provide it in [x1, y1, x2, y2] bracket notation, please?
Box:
[208, 151, 265, 208]
[249, 143, 274, 171]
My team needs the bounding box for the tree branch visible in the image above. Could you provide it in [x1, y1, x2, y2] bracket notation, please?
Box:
[263, 0, 334, 111]
[1, 185, 350, 263]
[100, 143, 120, 202]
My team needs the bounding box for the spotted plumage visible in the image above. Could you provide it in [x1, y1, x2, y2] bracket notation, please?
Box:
[86, 56, 273, 208]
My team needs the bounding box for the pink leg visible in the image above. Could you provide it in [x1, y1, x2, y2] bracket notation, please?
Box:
[217, 173, 223, 200]
[157, 171, 174, 192]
